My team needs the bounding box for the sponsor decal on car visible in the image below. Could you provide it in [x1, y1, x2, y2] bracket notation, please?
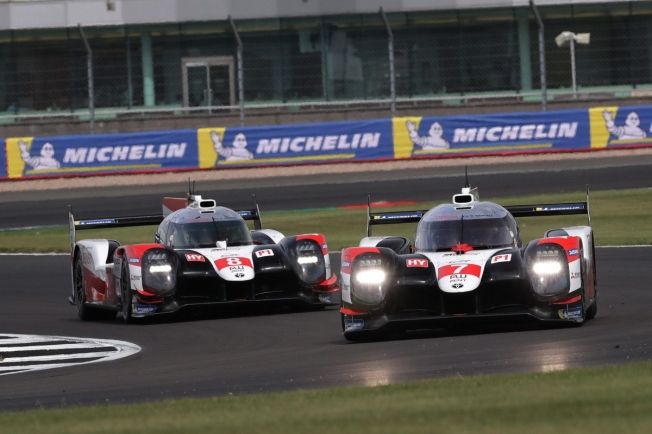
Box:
[406, 258, 429, 268]
[491, 254, 512, 264]
[558, 306, 583, 320]
[78, 218, 117, 226]
[344, 317, 365, 332]
[133, 303, 158, 315]
[438, 264, 482, 279]
[185, 253, 205, 262]
[255, 249, 274, 258]
[568, 249, 579, 256]
[215, 257, 253, 270]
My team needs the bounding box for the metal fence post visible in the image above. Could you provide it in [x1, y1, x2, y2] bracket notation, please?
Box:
[229, 16, 245, 127]
[529, 0, 547, 111]
[380, 7, 396, 116]
[78, 24, 95, 133]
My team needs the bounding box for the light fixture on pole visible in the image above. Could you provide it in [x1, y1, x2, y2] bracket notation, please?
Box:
[555, 31, 590, 99]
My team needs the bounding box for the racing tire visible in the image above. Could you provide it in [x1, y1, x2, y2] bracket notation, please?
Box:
[586, 285, 598, 320]
[120, 260, 136, 324]
[73, 255, 116, 321]
[586, 248, 598, 320]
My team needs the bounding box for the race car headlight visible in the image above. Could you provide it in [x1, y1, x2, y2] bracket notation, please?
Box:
[351, 256, 387, 305]
[142, 249, 177, 296]
[355, 268, 386, 285]
[526, 244, 569, 297]
[293, 240, 325, 284]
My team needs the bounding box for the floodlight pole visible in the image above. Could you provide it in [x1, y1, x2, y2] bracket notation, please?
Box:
[78, 24, 95, 133]
[380, 7, 396, 116]
[229, 16, 245, 126]
[529, 0, 547, 111]
[569, 37, 577, 99]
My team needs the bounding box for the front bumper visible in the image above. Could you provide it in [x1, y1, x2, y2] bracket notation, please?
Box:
[341, 298, 585, 337]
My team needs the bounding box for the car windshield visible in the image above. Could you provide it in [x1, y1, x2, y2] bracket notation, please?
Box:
[415, 213, 517, 252]
[169, 219, 252, 248]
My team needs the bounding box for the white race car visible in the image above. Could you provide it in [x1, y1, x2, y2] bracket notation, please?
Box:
[69, 193, 339, 322]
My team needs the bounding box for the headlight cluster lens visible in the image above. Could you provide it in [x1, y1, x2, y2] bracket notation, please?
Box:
[294, 240, 325, 284]
[531, 261, 562, 275]
[527, 244, 569, 297]
[355, 269, 386, 285]
[142, 249, 177, 296]
[352, 255, 387, 305]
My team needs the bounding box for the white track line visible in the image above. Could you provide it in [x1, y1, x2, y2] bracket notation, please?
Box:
[0, 334, 141, 376]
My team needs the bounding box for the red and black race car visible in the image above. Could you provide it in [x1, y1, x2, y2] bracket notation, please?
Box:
[339, 185, 597, 341]
[68, 194, 339, 322]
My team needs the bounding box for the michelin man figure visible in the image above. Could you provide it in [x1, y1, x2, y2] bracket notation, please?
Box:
[19, 140, 61, 170]
[602, 110, 646, 140]
[406, 120, 450, 150]
[210, 130, 254, 162]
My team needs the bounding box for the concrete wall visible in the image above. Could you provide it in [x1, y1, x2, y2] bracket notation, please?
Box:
[3, 94, 652, 138]
[0, 0, 641, 30]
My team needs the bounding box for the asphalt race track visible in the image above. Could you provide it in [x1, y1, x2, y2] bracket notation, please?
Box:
[1, 152, 652, 229]
[1, 152, 652, 410]
[1, 247, 651, 410]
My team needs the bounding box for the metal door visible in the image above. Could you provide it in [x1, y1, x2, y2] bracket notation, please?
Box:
[182, 57, 235, 108]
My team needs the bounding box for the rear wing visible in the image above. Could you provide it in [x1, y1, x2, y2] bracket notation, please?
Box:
[69, 199, 263, 253]
[366, 189, 591, 236]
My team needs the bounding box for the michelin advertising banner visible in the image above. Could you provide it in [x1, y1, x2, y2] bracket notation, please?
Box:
[4, 129, 198, 179]
[0, 140, 7, 179]
[392, 105, 652, 158]
[1, 105, 651, 180]
[588, 105, 652, 148]
[197, 119, 393, 168]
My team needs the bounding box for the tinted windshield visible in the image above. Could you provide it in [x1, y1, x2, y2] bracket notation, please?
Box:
[416, 216, 517, 252]
[168, 219, 252, 248]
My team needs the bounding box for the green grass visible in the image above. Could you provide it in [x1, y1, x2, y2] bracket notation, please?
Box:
[2, 361, 652, 433]
[1, 188, 651, 252]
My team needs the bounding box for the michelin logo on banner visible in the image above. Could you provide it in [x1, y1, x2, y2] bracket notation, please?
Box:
[393, 109, 590, 159]
[5, 130, 198, 178]
[588, 105, 652, 148]
[198, 119, 392, 167]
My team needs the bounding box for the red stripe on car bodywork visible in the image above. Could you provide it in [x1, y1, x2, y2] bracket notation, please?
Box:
[538, 236, 581, 262]
[123, 244, 166, 262]
[83, 267, 107, 302]
[296, 233, 328, 255]
[437, 263, 482, 279]
[316, 274, 339, 293]
[162, 197, 188, 214]
[340, 247, 381, 274]
[340, 306, 369, 316]
[215, 257, 253, 270]
[552, 294, 582, 305]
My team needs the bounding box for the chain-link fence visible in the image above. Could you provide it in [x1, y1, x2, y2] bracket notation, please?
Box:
[1, 2, 652, 127]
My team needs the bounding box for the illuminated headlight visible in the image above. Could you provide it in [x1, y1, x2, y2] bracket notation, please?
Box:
[297, 256, 319, 265]
[293, 240, 325, 284]
[351, 255, 387, 305]
[142, 249, 177, 296]
[149, 264, 172, 273]
[531, 261, 562, 275]
[355, 269, 386, 285]
[526, 244, 569, 297]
